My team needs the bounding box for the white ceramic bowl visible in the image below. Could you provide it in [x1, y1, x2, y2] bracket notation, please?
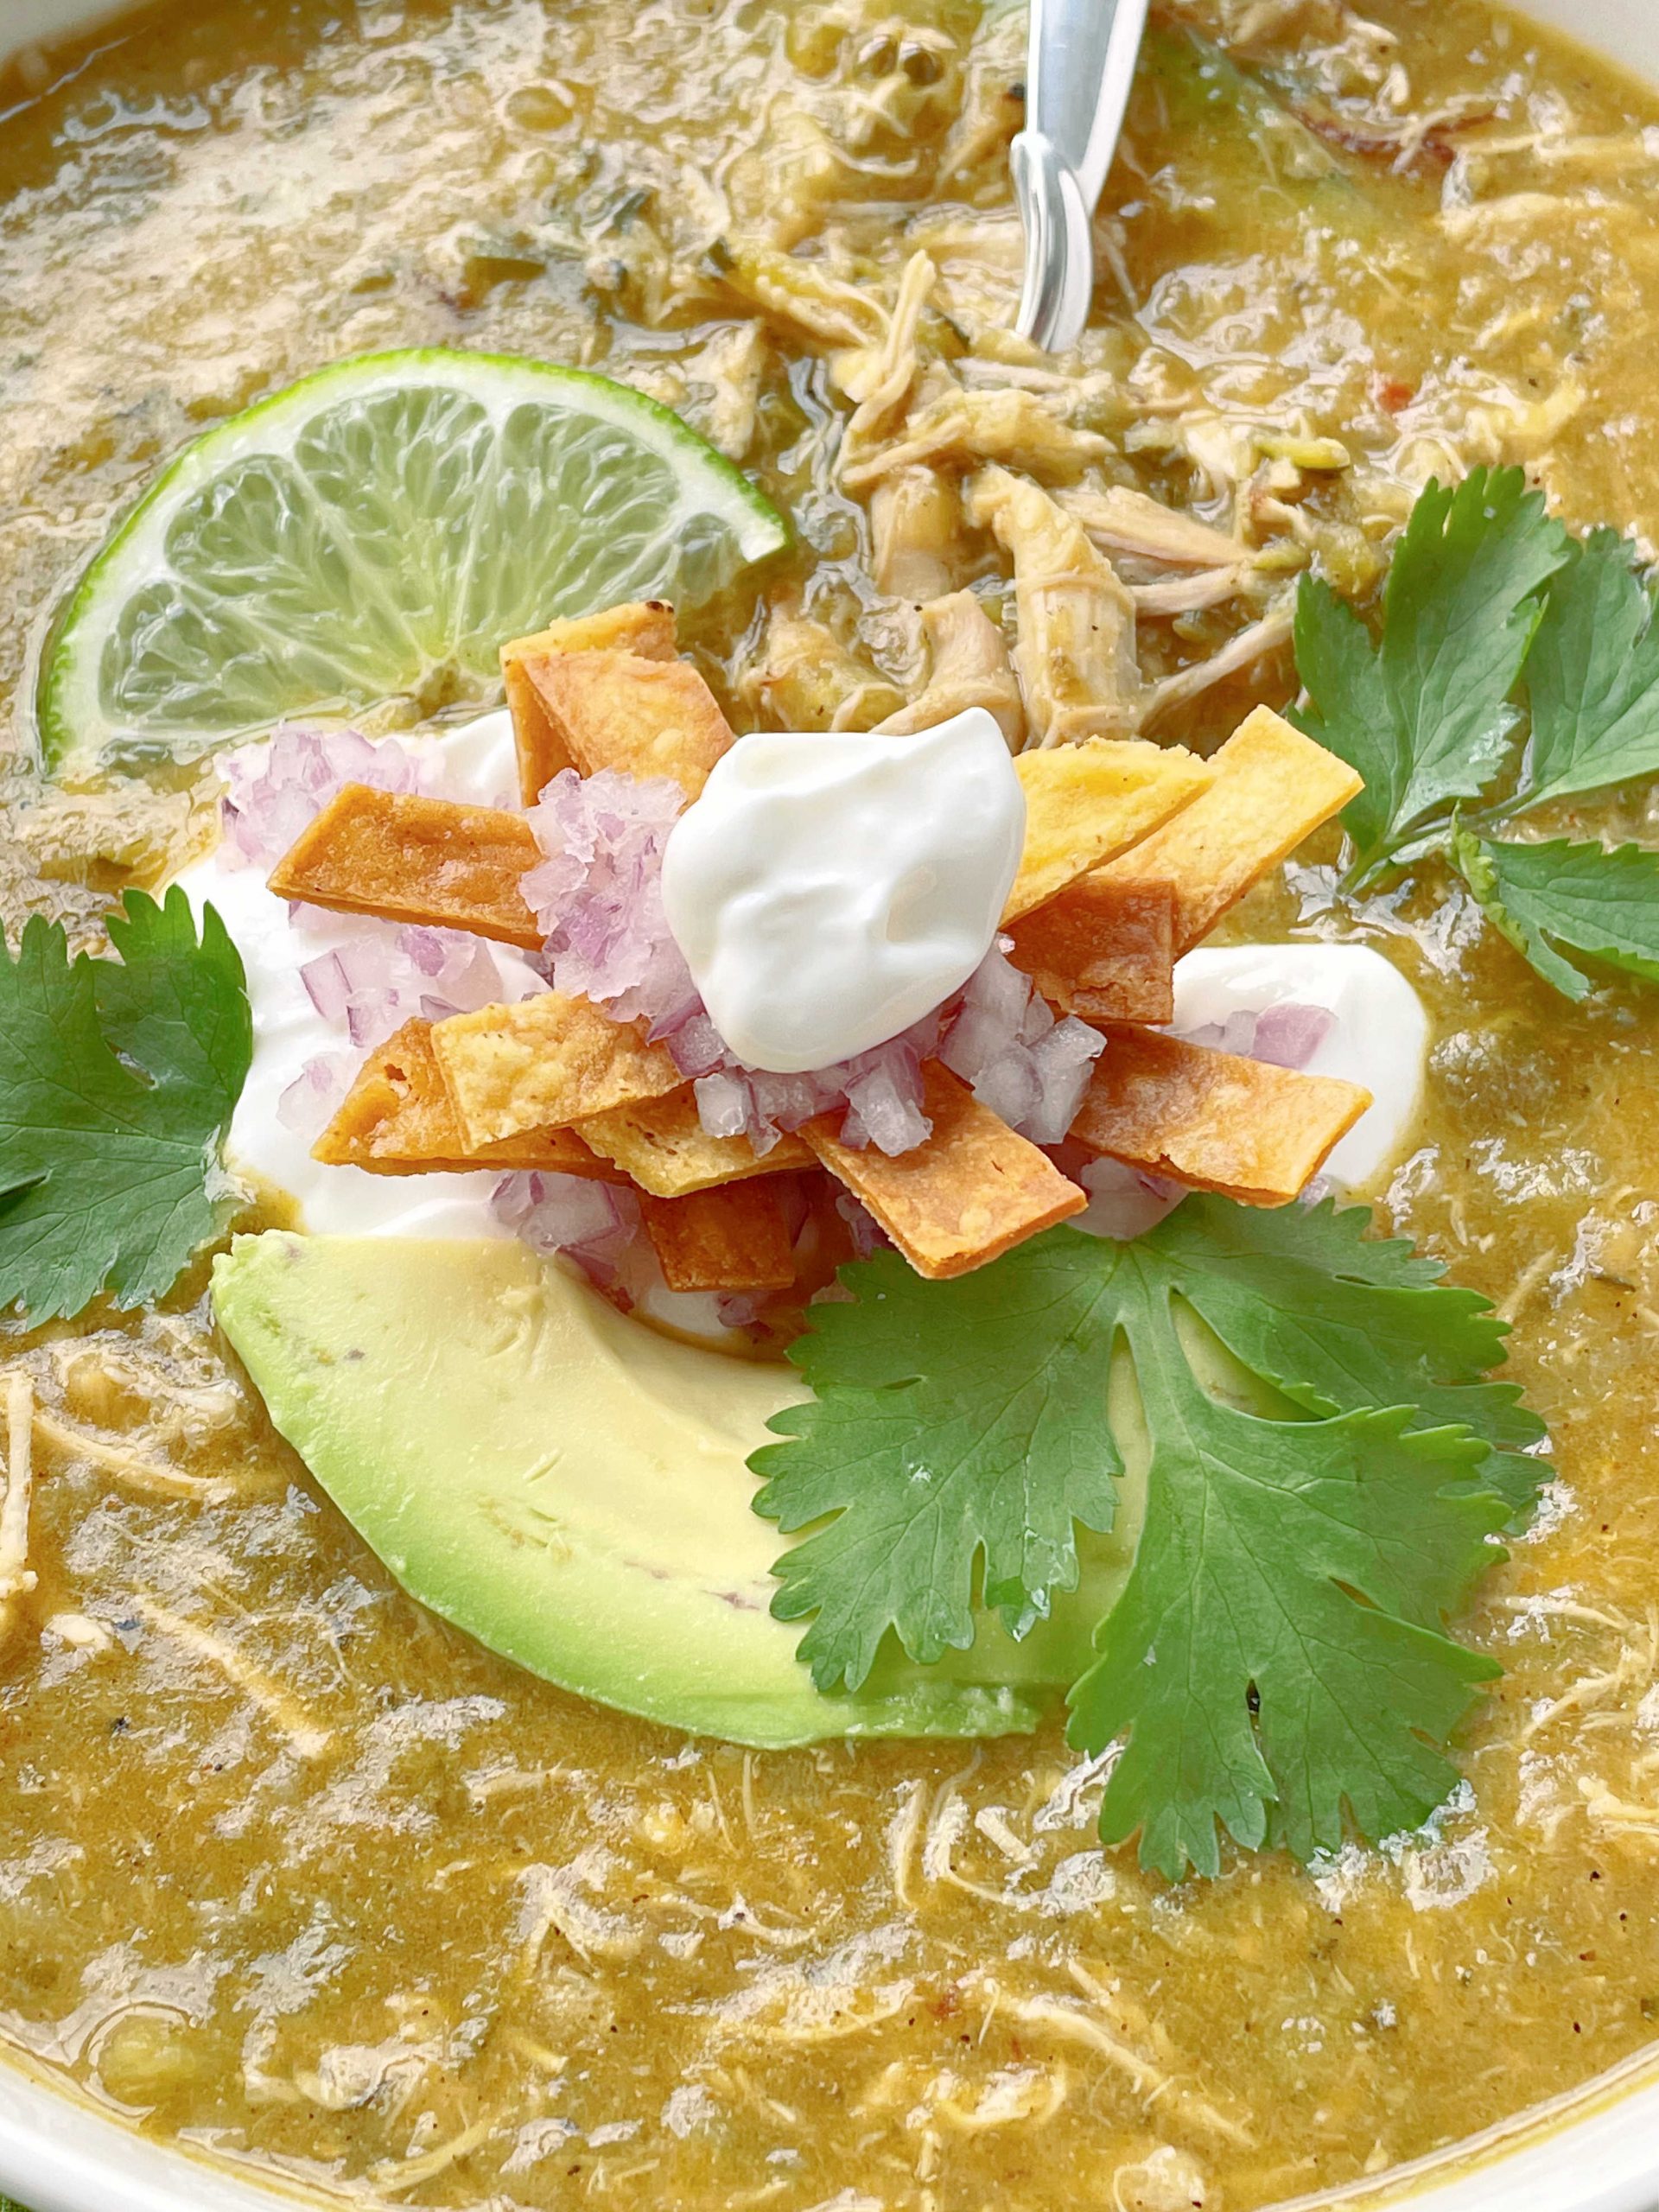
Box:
[4, 2, 1659, 2207]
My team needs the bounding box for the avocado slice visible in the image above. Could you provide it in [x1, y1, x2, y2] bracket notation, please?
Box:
[213, 1232, 1137, 1746]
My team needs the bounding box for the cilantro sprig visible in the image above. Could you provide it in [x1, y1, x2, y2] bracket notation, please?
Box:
[0, 889, 252, 1321]
[753, 1199, 1546, 1881]
[1293, 471, 1659, 998]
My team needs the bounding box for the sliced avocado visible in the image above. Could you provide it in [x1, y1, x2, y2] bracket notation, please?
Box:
[212, 1232, 1139, 1747]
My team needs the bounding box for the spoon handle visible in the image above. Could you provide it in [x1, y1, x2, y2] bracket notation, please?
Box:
[1012, 0, 1150, 353]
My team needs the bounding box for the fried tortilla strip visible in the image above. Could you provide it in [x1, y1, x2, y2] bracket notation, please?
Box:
[1070, 1028, 1370, 1206]
[430, 992, 683, 1148]
[580, 1085, 814, 1198]
[1003, 736, 1211, 922]
[518, 650, 734, 800]
[315, 1020, 622, 1179]
[1005, 880, 1177, 1026]
[503, 601, 678, 803]
[268, 786, 543, 950]
[639, 1183, 798, 1293]
[804, 1063, 1087, 1281]
[1091, 706, 1363, 952]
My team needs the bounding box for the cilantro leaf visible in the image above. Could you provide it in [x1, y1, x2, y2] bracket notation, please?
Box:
[0, 889, 252, 1321]
[1128, 1196, 1546, 1519]
[1293, 468, 1570, 880]
[1070, 1380, 1500, 1879]
[754, 1198, 1546, 1878]
[1292, 577, 1400, 863]
[750, 1239, 1122, 1693]
[1453, 830, 1659, 1003]
[1519, 527, 1659, 810]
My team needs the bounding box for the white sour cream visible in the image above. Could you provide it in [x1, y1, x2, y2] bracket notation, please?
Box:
[1172, 942, 1430, 1192]
[659, 708, 1026, 1073]
[175, 710, 536, 1240]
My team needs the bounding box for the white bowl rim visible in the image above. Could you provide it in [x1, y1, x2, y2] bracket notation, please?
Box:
[4, 0, 1659, 2207]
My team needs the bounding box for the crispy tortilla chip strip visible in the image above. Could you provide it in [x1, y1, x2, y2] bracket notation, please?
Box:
[1069, 1028, 1370, 1206]
[1091, 706, 1363, 952]
[314, 1020, 623, 1179]
[1002, 737, 1211, 922]
[430, 992, 683, 1148]
[804, 1063, 1087, 1281]
[580, 1085, 814, 1198]
[503, 601, 678, 803]
[268, 786, 543, 950]
[639, 1182, 798, 1293]
[518, 650, 734, 801]
[1005, 879, 1176, 1026]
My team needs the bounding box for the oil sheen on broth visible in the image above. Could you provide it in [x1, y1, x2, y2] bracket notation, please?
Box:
[3, 3, 1659, 2207]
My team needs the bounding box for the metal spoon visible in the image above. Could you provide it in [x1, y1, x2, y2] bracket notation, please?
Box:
[1012, 0, 1150, 353]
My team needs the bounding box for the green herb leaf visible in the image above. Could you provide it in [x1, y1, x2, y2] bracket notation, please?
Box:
[754, 1199, 1546, 1879]
[1135, 1197, 1546, 1521]
[1293, 467, 1570, 879]
[1519, 527, 1659, 810]
[0, 889, 252, 1321]
[750, 1238, 1123, 1694]
[1071, 1381, 1500, 1880]
[1453, 829, 1659, 1002]
[1292, 577, 1401, 863]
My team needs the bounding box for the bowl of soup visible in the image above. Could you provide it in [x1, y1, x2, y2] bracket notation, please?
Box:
[6, 2, 1659, 2209]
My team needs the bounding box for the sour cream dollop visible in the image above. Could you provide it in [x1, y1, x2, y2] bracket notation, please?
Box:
[175, 711, 533, 1241]
[1173, 942, 1429, 1192]
[660, 708, 1026, 1073]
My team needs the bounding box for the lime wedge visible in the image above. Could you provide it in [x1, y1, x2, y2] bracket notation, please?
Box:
[39, 348, 790, 777]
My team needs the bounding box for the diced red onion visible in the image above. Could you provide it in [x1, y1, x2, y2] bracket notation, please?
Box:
[219, 725, 426, 870]
[842, 1061, 931, 1156]
[300, 950, 352, 1027]
[1249, 1001, 1335, 1071]
[1179, 1001, 1334, 1072]
[491, 1171, 643, 1290]
[965, 1047, 1043, 1134]
[493, 1170, 779, 1335]
[694, 1071, 753, 1141]
[1072, 1157, 1185, 1243]
[524, 768, 695, 1026]
[300, 919, 512, 1055]
[835, 1192, 887, 1259]
[1023, 1017, 1107, 1145]
[938, 946, 1104, 1150]
[667, 1012, 729, 1078]
[276, 1052, 357, 1138]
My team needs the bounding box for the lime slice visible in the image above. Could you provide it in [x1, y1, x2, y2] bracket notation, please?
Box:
[39, 348, 790, 777]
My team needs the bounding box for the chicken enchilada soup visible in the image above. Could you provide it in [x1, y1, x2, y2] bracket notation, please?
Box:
[4, 2, 1659, 2208]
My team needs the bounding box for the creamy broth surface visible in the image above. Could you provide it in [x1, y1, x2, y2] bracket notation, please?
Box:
[5, 3, 1659, 2207]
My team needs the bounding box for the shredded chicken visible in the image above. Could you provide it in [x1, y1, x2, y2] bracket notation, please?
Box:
[870, 466, 963, 601]
[0, 1372, 37, 1640]
[715, 238, 886, 347]
[840, 250, 937, 441]
[967, 467, 1142, 747]
[135, 1598, 333, 1761]
[1055, 484, 1246, 570]
[1131, 567, 1250, 617]
[938, 0, 1025, 186]
[740, 607, 903, 733]
[842, 383, 1110, 491]
[1141, 597, 1297, 728]
[680, 322, 771, 461]
[730, 111, 901, 253]
[874, 591, 1025, 749]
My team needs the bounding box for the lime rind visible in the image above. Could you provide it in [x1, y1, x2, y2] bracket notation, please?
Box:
[40, 348, 790, 776]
